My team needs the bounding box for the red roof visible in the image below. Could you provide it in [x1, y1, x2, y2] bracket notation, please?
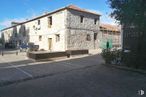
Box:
[67, 5, 101, 16]
[100, 23, 120, 32]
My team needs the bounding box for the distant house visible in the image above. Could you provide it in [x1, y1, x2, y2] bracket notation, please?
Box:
[1, 5, 101, 51]
[99, 23, 121, 49]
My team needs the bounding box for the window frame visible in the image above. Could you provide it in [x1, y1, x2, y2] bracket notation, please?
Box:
[86, 34, 91, 41]
[48, 16, 52, 28]
[39, 35, 42, 41]
[80, 15, 84, 23]
[94, 18, 97, 25]
[38, 20, 40, 25]
[56, 34, 60, 42]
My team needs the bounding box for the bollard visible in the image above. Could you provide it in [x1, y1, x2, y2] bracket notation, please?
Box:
[67, 53, 70, 58]
[66, 51, 71, 58]
[2, 51, 4, 56]
[16, 51, 18, 55]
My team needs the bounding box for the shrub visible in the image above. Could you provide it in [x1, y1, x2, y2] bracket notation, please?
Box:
[101, 49, 122, 64]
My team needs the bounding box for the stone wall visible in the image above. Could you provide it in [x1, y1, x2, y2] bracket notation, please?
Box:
[66, 9, 100, 50]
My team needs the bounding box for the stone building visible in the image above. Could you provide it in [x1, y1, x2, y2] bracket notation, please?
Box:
[99, 23, 121, 49]
[1, 5, 101, 51]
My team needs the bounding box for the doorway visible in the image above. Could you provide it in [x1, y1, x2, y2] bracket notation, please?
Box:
[48, 38, 52, 50]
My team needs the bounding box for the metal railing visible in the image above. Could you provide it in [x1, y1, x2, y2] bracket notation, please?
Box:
[0, 47, 19, 56]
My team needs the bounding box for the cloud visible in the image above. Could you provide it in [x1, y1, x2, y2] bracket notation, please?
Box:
[88, 9, 118, 25]
[87, 9, 102, 15]
[100, 13, 119, 25]
[0, 13, 38, 28]
[0, 18, 26, 27]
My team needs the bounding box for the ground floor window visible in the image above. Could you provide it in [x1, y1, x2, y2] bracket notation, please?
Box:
[94, 33, 97, 40]
[39, 35, 42, 41]
[86, 34, 91, 41]
[56, 34, 60, 42]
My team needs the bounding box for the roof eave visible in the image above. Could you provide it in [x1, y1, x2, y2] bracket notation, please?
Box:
[1, 6, 101, 31]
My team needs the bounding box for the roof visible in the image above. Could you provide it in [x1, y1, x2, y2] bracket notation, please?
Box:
[67, 5, 101, 16]
[100, 23, 120, 32]
[1, 5, 100, 31]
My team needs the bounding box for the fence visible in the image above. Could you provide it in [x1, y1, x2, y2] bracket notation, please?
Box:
[0, 48, 19, 56]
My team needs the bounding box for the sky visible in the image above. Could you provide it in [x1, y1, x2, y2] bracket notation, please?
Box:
[0, 0, 117, 30]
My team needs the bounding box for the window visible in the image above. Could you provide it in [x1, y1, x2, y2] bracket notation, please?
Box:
[94, 18, 97, 24]
[86, 34, 91, 41]
[103, 31, 107, 34]
[15, 33, 18, 37]
[56, 34, 60, 42]
[94, 33, 97, 40]
[33, 25, 35, 28]
[38, 20, 40, 25]
[39, 35, 42, 41]
[48, 16, 52, 28]
[80, 15, 84, 23]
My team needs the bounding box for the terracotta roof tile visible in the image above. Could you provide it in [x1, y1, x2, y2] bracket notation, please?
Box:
[66, 5, 101, 16]
[100, 23, 120, 32]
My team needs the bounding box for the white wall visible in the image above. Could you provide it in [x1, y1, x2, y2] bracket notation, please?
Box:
[2, 28, 13, 43]
[2, 10, 67, 51]
[26, 10, 67, 51]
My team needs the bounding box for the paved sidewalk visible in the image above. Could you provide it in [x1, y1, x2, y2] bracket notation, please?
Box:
[89, 49, 102, 55]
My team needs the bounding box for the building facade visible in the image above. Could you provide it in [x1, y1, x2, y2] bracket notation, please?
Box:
[1, 5, 101, 51]
[99, 24, 121, 49]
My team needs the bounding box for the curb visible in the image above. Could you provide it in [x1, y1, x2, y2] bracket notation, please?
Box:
[103, 64, 146, 75]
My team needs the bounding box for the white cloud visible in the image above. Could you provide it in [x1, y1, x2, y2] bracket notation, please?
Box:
[87, 9, 102, 15]
[88, 9, 118, 25]
[0, 18, 25, 27]
[0, 13, 38, 28]
[100, 13, 119, 25]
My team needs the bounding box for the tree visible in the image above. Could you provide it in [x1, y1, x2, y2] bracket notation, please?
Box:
[108, 0, 146, 24]
[0, 38, 2, 44]
[108, 0, 146, 68]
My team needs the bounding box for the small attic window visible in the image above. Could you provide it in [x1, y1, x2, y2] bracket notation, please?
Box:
[38, 20, 40, 25]
[80, 15, 84, 23]
[48, 16, 52, 28]
[94, 18, 97, 24]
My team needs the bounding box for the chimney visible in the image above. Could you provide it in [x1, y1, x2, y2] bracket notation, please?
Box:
[11, 22, 20, 26]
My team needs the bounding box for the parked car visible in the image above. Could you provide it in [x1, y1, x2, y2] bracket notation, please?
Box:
[19, 44, 29, 52]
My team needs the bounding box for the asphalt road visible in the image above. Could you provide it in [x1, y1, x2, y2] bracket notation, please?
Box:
[0, 54, 146, 97]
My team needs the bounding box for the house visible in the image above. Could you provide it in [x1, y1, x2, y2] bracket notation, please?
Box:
[99, 23, 121, 49]
[1, 5, 101, 51]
